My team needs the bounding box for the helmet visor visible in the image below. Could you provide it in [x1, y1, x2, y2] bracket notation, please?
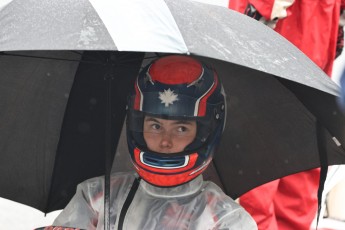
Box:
[127, 110, 219, 154]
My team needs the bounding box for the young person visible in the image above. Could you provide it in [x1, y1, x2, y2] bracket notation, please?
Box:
[52, 55, 257, 230]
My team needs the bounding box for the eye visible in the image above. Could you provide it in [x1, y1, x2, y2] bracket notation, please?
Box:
[152, 124, 160, 130]
[177, 126, 188, 132]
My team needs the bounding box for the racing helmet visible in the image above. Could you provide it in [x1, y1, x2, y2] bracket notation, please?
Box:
[126, 55, 226, 187]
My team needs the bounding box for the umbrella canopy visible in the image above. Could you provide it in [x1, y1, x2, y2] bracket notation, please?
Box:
[0, 0, 345, 214]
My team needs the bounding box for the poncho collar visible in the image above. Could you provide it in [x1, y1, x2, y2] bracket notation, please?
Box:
[140, 175, 204, 198]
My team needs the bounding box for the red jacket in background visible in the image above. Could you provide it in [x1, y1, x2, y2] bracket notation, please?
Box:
[229, 0, 342, 77]
[229, 1, 343, 229]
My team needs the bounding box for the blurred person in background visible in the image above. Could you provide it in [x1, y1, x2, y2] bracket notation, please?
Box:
[229, 1, 345, 229]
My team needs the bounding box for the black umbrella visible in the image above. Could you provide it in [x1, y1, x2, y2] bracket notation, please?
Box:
[0, 0, 344, 218]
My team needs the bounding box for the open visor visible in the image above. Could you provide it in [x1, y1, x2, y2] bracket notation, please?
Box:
[127, 94, 224, 153]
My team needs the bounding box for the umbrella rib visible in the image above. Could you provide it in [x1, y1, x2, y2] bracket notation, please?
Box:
[0, 52, 165, 68]
[0, 52, 103, 65]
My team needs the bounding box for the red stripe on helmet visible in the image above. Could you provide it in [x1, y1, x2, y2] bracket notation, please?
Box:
[133, 79, 141, 110]
[197, 71, 219, 116]
[133, 162, 208, 187]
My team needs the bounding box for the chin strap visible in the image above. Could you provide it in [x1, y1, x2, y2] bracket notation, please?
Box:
[118, 177, 141, 230]
[316, 121, 329, 229]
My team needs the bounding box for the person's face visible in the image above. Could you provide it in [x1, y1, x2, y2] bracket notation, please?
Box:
[143, 116, 197, 154]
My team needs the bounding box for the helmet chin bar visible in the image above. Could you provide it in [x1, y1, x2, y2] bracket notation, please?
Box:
[133, 148, 198, 174]
[132, 147, 213, 187]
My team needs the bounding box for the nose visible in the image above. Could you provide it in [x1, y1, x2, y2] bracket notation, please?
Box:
[159, 132, 173, 149]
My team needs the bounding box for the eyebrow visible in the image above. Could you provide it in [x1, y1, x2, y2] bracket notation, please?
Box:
[144, 117, 160, 123]
[144, 117, 194, 125]
[172, 120, 194, 125]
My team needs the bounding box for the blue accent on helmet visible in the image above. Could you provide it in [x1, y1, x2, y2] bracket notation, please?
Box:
[142, 153, 187, 168]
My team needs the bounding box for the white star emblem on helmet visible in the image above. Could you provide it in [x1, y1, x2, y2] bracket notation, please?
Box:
[159, 88, 178, 107]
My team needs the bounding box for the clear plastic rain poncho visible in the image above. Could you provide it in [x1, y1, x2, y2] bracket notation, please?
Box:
[53, 172, 257, 230]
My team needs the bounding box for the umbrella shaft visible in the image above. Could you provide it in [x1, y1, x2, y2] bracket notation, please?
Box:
[104, 72, 114, 230]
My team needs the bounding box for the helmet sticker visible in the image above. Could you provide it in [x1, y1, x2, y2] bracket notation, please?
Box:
[158, 88, 179, 107]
